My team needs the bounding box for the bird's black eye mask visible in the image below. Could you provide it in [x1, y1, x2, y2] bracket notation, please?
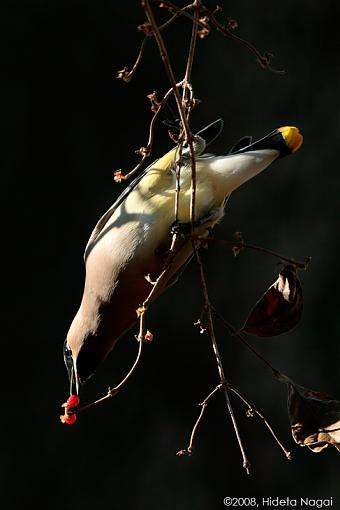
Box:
[63, 340, 81, 395]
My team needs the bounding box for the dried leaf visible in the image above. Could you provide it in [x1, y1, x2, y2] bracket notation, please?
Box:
[277, 374, 340, 453]
[242, 265, 303, 337]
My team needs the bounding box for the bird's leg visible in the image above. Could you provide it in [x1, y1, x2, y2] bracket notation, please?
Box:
[170, 207, 224, 236]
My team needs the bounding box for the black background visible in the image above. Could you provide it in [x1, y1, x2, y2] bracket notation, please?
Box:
[2, 1, 339, 509]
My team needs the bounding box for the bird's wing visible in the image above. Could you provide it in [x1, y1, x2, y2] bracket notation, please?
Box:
[84, 119, 224, 260]
[196, 118, 223, 147]
[228, 136, 253, 154]
[84, 166, 151, 260]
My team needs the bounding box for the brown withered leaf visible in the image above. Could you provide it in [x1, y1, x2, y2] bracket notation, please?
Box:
[277, 373, 340, 453]
[242, 265, 303, 337]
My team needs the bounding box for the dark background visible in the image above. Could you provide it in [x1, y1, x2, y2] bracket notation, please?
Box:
[2, 1, 339, 508]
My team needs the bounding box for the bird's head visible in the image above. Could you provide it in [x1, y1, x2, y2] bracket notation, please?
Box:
[64, 331, 111, 395]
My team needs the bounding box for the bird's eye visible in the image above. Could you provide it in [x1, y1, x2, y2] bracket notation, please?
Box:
[64, 340, 72, 358]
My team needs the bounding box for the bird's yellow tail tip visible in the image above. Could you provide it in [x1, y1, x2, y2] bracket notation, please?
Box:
[279, 126, 303, 153]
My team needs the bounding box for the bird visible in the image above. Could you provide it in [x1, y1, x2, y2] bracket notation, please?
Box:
[64, 119, 303, 395]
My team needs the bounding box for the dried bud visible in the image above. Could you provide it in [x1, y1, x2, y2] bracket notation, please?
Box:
[194, 319, 207, 335]
[159, 2, 176, 14]
[138, 22, 152, 37]
[113, 169, 126, 183]
[176, 448, 192, 457]
[147, 91, 161, 113]
[191, 97, 201, 108]
[168, 130, 179, 143]
[198, 17, 210, 39]
[135, 146, 149, 157]
[232, 245, 242, 257]
[116, 67, 131, 83]
[257, 52, 274, 69]
[144, 330, 154, 342]
[232, 231, 244, 257]
[227, 18, 238, 30]
[136, 306, 145, 318]
[213, 5, 223, 14]
[242, 265, 303, 337]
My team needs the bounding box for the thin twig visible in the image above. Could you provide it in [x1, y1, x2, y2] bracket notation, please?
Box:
[234, 242, 310, 271]
[177, 384, 222, 456]
[193, 243, 251, 474]
[228, 384, 292, 460]
[174, 142, 183, 222]
[142, 0, 197, 224]
[206, 9, 285, 74]
[161, 1, 285, 73]
[212, 306, 280, 377]
[118, 13, 181, 83]
[118, 37, 148, 83]
[182, 0, 200, 226]
[137, 232, 180, 340]
[181, 0, 200, 118]
[202, 235, 310, 271]
[117, 84, 183, 182]
[67, 336, 144, 416]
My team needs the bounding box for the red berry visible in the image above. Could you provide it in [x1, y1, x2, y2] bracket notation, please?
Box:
[63, 413, 77, 425]
[66, 395, 80, 409]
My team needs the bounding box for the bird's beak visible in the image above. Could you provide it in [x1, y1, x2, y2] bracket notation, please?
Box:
[70, 360, 80, 396]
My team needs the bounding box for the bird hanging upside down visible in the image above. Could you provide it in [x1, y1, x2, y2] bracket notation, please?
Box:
[64, 119, 303, 396]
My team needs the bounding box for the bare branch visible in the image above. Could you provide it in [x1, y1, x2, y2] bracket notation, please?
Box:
[159, 1, 285, 73]
[137, 232, 181, 339]
[115, 84, 180, 182]
[212, 306, 280, 377]
[142, 0, 197, 224]
[117, 12, 180, 83]
[193, 242, 251, 474]
[202, 233, 311, 271]
[228, 384, 292, 460]
[183, 1, 200, 225]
